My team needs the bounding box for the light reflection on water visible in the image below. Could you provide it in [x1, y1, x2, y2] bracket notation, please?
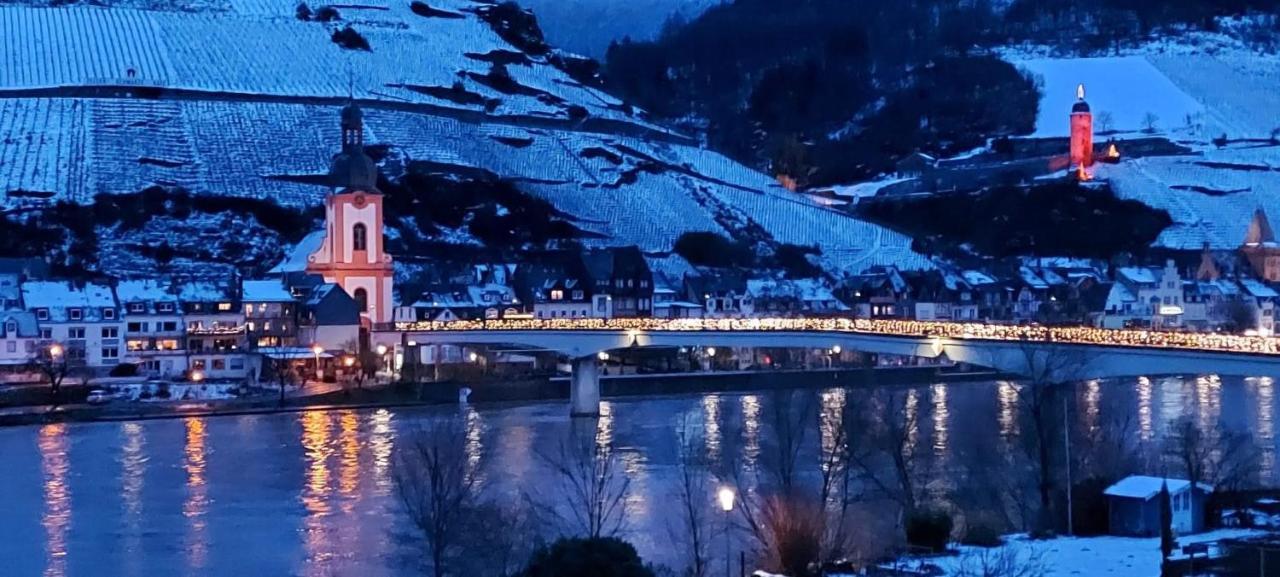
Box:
[12, 376, 1280, 577]
[39, 423, 70, 577]
[182, 417, 208, 571]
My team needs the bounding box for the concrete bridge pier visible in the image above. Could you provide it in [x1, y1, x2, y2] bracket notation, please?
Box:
[570, 355, 601, 417]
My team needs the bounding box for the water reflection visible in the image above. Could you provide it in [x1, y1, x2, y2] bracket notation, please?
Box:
[301, 411, 334, 573]
[39, 423, 70, 577]
[1138, 376, 1154, 442]
[368, 409, 395, 497]
[120, 422, 146, 572]
[930, 384, 949, 459]
[596, 401, 614, 454]
[820, 388, 846, 472]
[741, 395, 761, 472]
[702, 394, 722, 462]
[1252, 376, 1275, 478]
[338, 411, 361, 506]
[904, 388, 920, 458]
[1196, 374, 1222, 433]
[183, 417, 209, 571]
[464, 406, 486, 485]
[997, 381, 1019, 441]
[1082, 380, 1101, 434]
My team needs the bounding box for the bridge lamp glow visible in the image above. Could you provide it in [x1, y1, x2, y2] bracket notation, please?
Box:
[191, 370, 204, 383]
[598, 351, 610, 361]
[717, 487, 735, 512]
[831, 345, 841, 355]
[407, 340, 418, 347]
[375, 344, 388, 356]
[706, 347, 717, 358]
[930, 336, 944, 356]
[468, 352, 479, 363]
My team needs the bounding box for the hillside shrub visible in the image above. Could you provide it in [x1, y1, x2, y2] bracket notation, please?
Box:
[518, 537, 654, 577]
[672, 231, 755, 269]
[313, 5, 340, 21]
[332, 25, 370, 51]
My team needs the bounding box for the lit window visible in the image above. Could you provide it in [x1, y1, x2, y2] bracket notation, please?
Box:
[218, 302, 232, 312]
[550, 290, 564, 300]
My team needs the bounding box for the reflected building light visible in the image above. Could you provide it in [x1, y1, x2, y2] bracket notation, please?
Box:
[702, 394, 722, 463]
[1138, 376, 1154, 442]
[904, 389, 920, 458]
[338, 411, 361, 504]
[595, 401, 614, 455]
[301, 411, 335, 575]
[741, 395, 761, 472]
[464, 406, 486, 485]
[1083, 379, 1101, 434]
[39, 423, 70, 577]
[369, 409, 395, 497]
[820, 388, 846, 472]
[183, 417, 209, 571]
[997, 381, 1020, 442]
[931, 384, 949, 460]
[1254, 376, 1276, 478]
[120, 421, 146, 575]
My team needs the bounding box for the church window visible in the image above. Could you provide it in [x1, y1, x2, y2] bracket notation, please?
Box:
[353, 223, 368, 251]
[354, 288, 368, 312]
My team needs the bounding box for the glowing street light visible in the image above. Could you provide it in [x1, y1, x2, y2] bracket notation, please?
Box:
[718, 486, 736, 577]
[597, 351, 610, 361]
[312, 344, 324, 380]
[48, 343, 63, 358]
[718, 487, 735, 512]
[469, 351, 479, 363]
[831, 344, 841, 355]
[343, 355, 356, 368]
[706, 347, 717, 357]
[375, 344, 388, 356]
[191, 370, 204, 383]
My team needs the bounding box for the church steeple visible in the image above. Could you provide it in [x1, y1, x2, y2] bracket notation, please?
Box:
[329, 102, 378, 192]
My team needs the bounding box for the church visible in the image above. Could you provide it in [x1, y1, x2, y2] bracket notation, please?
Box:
[270, 103, 395, 325]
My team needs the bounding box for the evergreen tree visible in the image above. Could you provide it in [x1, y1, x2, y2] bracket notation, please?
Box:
[1159, 480, 1175, 574]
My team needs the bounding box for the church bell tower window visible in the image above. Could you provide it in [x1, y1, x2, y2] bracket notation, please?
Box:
[353, 223, 367, 251]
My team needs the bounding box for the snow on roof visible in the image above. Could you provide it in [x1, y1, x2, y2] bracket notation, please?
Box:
[116, 279, 178, 303]
[961, 270, 997, 286]
[1104, 475, 1212, 500]
[269, 230, 325, 275]
[0, 310, 40, 337]
[241, 279, 294, 303]
[1008, 55, 1203, 137]
[1018, 266, 1049, 289]
[1106, 282, 1137, 307]
[21, 281, 118, 322]
[1117, 267, 1157, 285]
[1240, 278, 1279, 298]
[827, 177, 911, 201]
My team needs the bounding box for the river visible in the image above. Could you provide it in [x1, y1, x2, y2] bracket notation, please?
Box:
[0, 374, 1276, 577]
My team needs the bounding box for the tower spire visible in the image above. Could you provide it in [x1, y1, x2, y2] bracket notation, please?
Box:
[1077, 83, 1085, 101]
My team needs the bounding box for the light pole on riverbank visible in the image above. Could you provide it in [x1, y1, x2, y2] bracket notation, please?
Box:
[719, 487, 735, 577]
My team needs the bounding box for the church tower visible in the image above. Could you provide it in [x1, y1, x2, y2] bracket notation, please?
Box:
[305, 103, 395, 324]
[1070, 84, 1093, 169]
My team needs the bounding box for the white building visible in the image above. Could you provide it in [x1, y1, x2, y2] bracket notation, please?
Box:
[21, 281, 124, 369]
[117, 279, 188, 378]
[1103, 260, 1184, 329]
[0, 311, 41, 381]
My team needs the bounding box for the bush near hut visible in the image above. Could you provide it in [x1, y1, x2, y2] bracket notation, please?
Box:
[906, 507, 954, 553]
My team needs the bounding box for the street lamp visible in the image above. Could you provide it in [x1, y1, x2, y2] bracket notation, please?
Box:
[718, 487, 736, 577]
[191, 370, 204, 383]
[48, 343, 63, 359]
[312, 344, 324, 380]
[831, 344, 841, 355]
[597, 351, 610, 361]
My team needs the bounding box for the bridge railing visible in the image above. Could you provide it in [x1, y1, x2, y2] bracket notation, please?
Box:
[392, 317, 1280, 356]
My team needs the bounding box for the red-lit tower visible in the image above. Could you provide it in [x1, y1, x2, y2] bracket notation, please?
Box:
[1070, 83, 1093, 168]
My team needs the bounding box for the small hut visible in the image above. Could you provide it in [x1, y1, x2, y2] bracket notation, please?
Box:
[1104, 475, 1213, 536]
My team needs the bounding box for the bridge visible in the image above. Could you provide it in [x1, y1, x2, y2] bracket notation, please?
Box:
[373, 317, 1280, 415]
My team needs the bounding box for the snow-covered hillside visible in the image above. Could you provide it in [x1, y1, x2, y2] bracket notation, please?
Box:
[0, 0, 930, 276]
[1004, 40, 1280, 251]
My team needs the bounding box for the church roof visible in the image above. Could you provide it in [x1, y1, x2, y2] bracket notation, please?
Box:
[329, 149, 378, 191]
[1072, 100, 1091, 113]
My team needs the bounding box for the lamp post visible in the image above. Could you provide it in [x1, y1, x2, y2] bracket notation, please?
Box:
[311, 344, 324, 382]
[718, 487, 735, 577]
[375, 344, 389, 383]
[706, 347, 717, 372]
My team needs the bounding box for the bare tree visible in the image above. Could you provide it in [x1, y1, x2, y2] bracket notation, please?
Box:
[27, 345, 81, 406]
[731, 390, 859, 577]
[261, 354, 299, 406]
[1165, 416, 1260, 492]
[845, 390, 924, 521]
[670, 420, 713, 577]
[952, 545, 1047, 577]
[533, 435, 631, 539]
[394, 419, 485, 577]
[1142, 111, 1160, 133]
[1007, 344, 1093, 532]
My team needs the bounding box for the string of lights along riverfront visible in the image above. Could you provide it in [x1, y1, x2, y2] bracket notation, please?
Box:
[392, 317, 1280, 356]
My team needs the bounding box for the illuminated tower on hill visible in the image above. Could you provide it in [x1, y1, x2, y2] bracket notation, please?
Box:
[1070, 83, 1093, 169]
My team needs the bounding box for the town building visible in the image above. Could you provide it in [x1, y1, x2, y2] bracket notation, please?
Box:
[181, 281, 248, 380]
[1241, 207, 1280, 282]
[517, 253, 600, 319]
[688, 270, 754, 318]
[1101, 260, 1184, 329]
[582, 246, 653, 318]
[21, 281, 123, 369]
[0, 310, 41, 381]
[242, 279, 299, 348]
[117, 279, 189, 378]
[299, 282, 362, 350]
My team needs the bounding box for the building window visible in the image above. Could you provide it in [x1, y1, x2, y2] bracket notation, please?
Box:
[103, 308, 116, 320]
[4, 321, 14, 334]
[218, 302, 232, 312]
[68, 327, 86, 340]
[158, 302, 175, 313]
[128, 302, 146, 313]
[353, 223, 368, 251]
[192, 359, 206, 371]
[102, 347, 119, 359]
[230, 357, 244, 370]
[160, 321, 178, 332]
[68, 308, 82, 321]
[127, 322, 146, 333]
[101, 327, 118, 338]
[40, 328, 52, 339]
[573, 290, 584, 300]
[354, 288, 368, 312]
[550, 290, 564, 300]
[6, 341, 15, 353]
[35, 309, 48, 321]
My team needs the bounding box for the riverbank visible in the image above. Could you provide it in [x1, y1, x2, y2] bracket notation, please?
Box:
[0, 364, 1002, 427]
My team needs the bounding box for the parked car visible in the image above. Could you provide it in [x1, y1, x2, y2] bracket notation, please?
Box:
[86, 389, 113, 405]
